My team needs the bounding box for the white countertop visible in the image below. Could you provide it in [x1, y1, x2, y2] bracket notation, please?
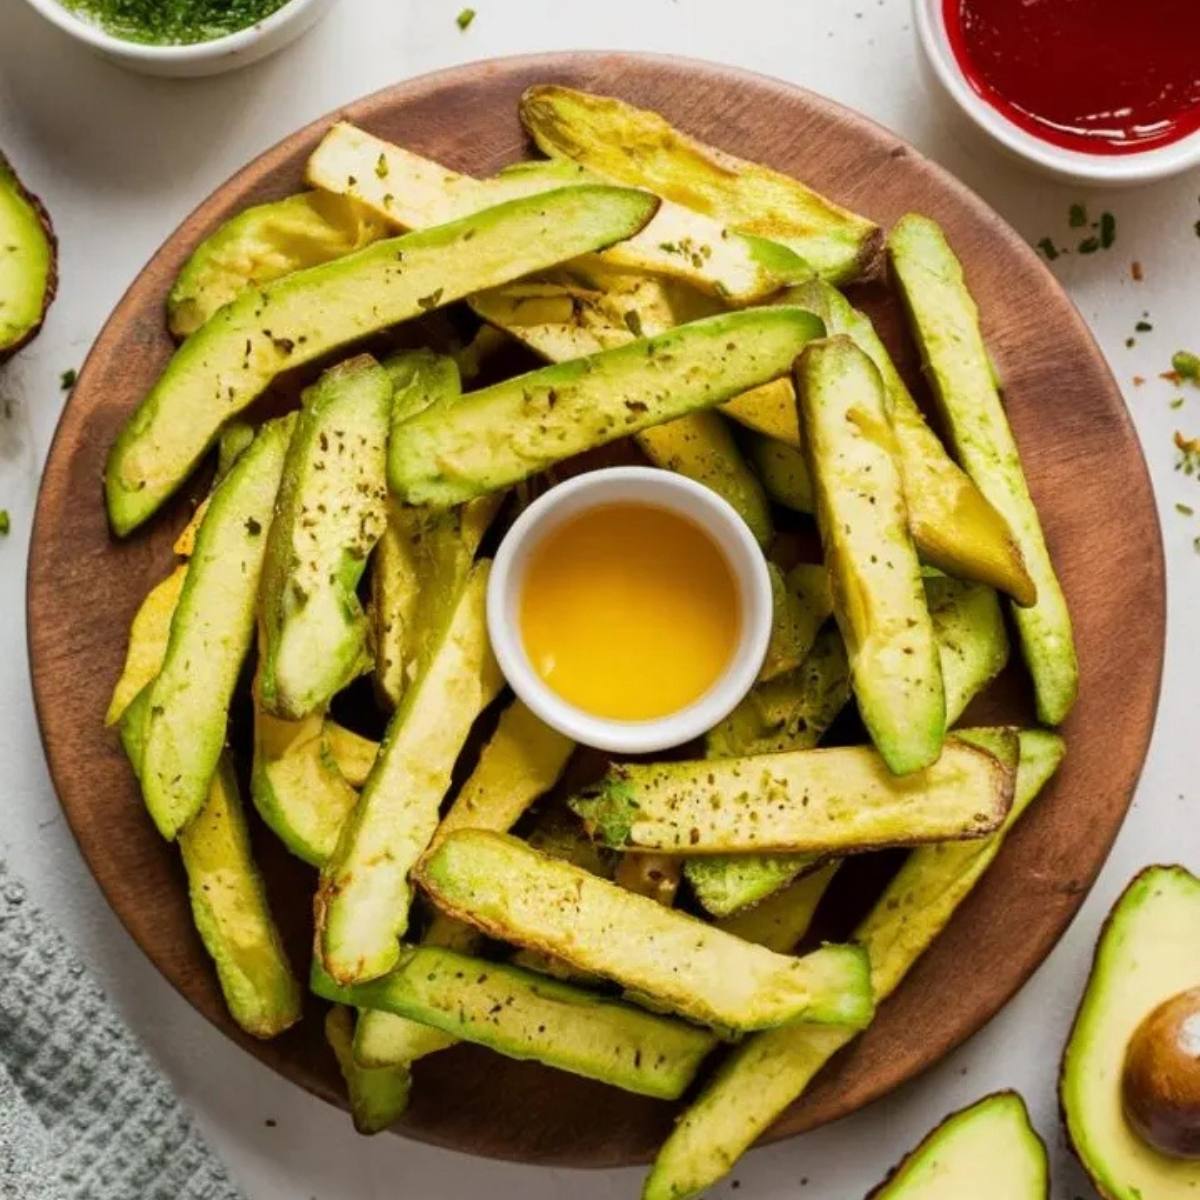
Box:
[1, 1, 1197, 1196]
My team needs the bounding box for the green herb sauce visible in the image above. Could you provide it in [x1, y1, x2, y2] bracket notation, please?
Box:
[59, 0, 291, 46]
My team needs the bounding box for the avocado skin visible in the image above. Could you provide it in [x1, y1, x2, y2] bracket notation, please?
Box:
[0, 152, 56, 362]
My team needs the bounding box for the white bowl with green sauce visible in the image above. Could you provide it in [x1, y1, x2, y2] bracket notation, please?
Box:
[22, 0, 336, 77]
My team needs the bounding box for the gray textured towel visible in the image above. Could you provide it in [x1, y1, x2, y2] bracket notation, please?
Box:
[0, 859, 245, 1200]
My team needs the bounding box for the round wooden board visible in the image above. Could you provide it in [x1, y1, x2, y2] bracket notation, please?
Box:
[27, 53, 1164, 1167]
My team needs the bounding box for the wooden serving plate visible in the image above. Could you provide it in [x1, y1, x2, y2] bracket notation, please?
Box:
[27, 53, 1164, 1166]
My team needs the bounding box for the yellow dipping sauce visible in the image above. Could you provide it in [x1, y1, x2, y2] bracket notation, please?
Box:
[520, 502, 741, 721]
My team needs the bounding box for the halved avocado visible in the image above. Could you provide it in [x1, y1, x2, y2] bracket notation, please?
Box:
[867, 1091, 1048, 1198]
[1061, 865, 1200, 1199]
[0, 153, 56, 361]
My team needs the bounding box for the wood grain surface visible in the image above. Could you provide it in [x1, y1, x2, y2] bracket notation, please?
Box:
[26, 52, 1164, 1167]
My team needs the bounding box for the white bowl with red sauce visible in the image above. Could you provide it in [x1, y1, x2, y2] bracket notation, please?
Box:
[915, 0, 1200, 185]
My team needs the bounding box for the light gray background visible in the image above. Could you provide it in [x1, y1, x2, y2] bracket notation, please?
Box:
[0, 1, 1196, 1196]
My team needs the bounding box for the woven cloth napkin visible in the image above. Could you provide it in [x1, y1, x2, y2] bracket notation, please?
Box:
[0, 858, 245, 1200]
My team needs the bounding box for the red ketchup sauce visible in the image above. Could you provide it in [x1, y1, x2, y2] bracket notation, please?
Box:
[943, 0, 1200, 155]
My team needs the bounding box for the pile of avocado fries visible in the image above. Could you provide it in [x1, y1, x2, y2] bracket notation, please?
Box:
[102, 86, 1079, 1198]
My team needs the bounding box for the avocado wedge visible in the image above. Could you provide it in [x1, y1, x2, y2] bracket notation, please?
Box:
[0, 153, 56, 362]
[167, 191, 387, 338]
[417, 830, 873, 1034]
[474, 268, 774, 544]
[325, 1006, 412, 1134]
[316, 561, 504, 984]
[307, 121, 809, 304]
[519, 85, 880, 283]
[642, 727, 1064, 1200]
[888, 213, 1077, 725]
[106, 566, 188, 726]
[140, 414, 294, 840]
[120, 697, 301, 1039]
[312, 947, 717, 1101]
[1061, 865, 1200, 1200]
[797, 335, 946, 774]
[867, 1091, 1048, 1199]
[388, 307, 824, 507]
[926, 573, 1009, 722]
[105, 185, 658, 536]
[572, 737, 1014, 856]
[715, 861, 840, 953]
[258, 355, 391, 720]
[789, 276, 1035, 605]
[746, 434, 814, 513]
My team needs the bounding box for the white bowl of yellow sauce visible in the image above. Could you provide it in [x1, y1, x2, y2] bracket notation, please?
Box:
[488, 467, 772, 755]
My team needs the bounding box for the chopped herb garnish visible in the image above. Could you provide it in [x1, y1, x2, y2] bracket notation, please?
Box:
[1036, 237, 1059, 261]
[623, 310, 644, 338]
[1126, 337, 1136, 349]
[1175, 430, 1200, 475]
[417, 288, 444, 311]
[1135, 320, 1153, 333]
[0, 511, 8, 536]
[1068, 203, 1087, 228]
[375, 153, 389, 179]
[1099, 211, 1116, 249]
[1077, 237, 1100, 255]
[1171, 397, 1185, 409]
[456, 6, 475, 29]
[1176, 503, 1194, 516]
[59, 368, 77, 391]
[1173, 350, 1200, 382]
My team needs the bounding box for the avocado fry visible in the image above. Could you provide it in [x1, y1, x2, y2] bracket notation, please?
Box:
[312, 946, 717, 1101]
[139, 414, 295, 840]
[258, 356, 391, 721]
[888, 213, 1077, 725]
[388, 307, 824, 507]
[324, 1006, 412, 1135]
[316, 562, 504, 984]
[518, 85, 880, 283]
[417, 830, 874, 1034]
[797, 335, 946, 774]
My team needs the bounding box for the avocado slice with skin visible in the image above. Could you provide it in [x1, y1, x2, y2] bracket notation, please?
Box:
[316, 561, 504, 984]
[642, 727, 1065, 1200]
[258, 355, 391, 720]
[518, 85, 880, 283]
[312, 946, 718, 1101]
[573, 737, 1014, 857]
[797, 335, 946, 774]
[388, 306, 825, 507]
[418, 829, 873, 1035]
[888, 213, 1076, 725]
[167, 190, 388, 338]
[104, 184, 659, 536]
[1061, 865, 1200, 1200]
[866, 1091, 1048, 1199]
[0, 153, 56, 362]
[139, 414, 295, 840]
[324, 1006, 412, 1135]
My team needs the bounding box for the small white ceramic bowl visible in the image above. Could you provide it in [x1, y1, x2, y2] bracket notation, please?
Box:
[913, 0, 1200, 186]
[21, 0, 335, 77]
[488, 467, 772, 756]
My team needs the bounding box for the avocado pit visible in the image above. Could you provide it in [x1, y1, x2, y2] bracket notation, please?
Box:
[1122, 986, 1200, 1159]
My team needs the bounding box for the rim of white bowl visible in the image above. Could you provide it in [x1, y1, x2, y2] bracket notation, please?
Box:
[488, 467, 773, 756]
[914, 0, 1200, 184]
[21, 0, 323, 62]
